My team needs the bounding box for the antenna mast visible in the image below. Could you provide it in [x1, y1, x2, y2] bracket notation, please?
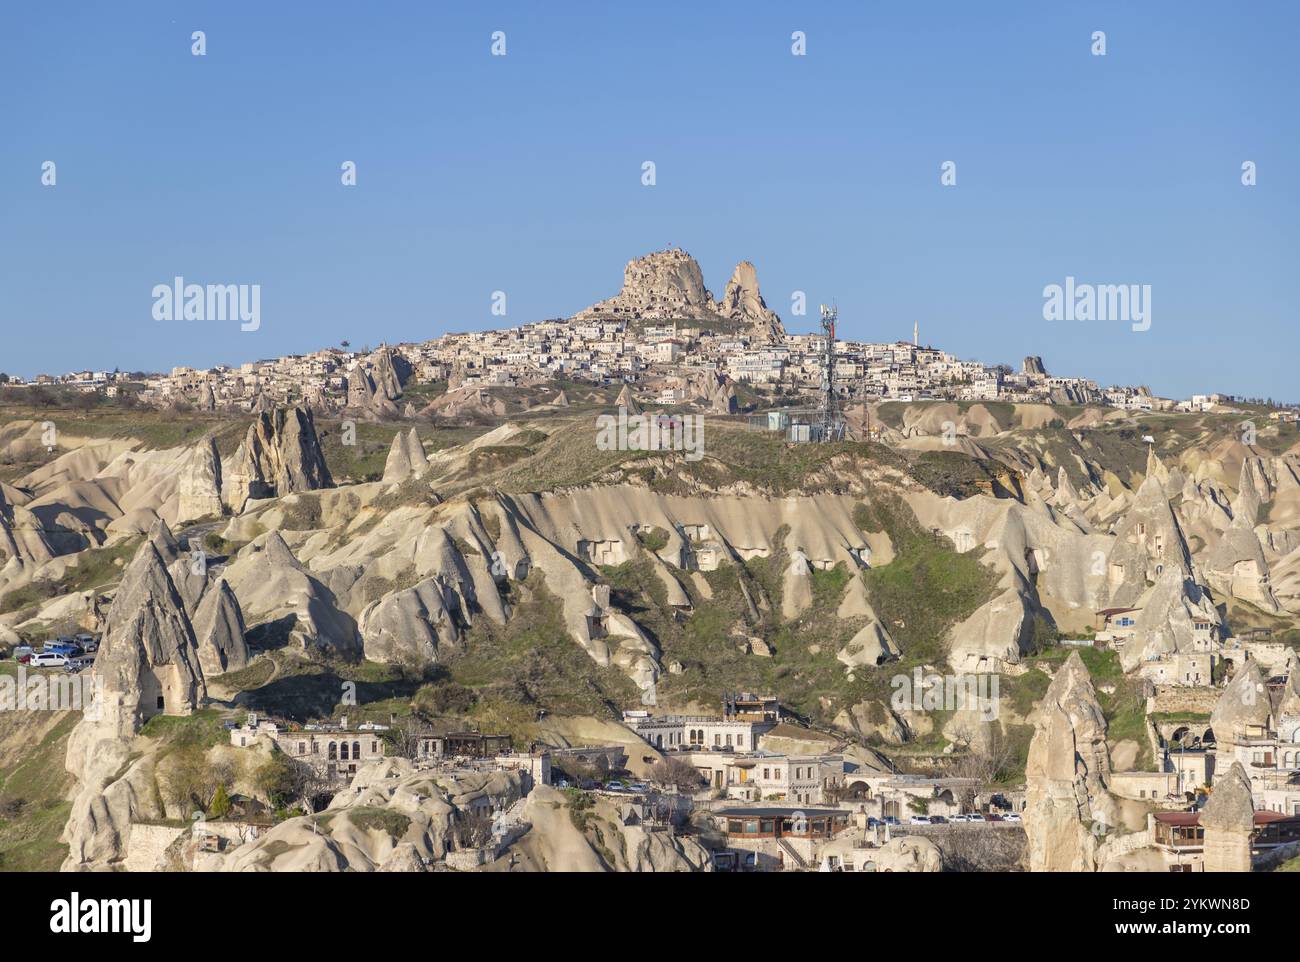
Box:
[817, 304, 845, 442]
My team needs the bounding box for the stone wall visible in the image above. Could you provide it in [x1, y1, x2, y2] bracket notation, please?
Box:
[1149, 686, 1219, 716]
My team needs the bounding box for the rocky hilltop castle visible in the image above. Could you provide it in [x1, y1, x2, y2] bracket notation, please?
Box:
[573, 248, 786, 344]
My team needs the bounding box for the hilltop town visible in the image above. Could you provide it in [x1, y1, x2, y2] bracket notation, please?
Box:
[3, 250, 1289, 424]
[2, 248, 1300, 875]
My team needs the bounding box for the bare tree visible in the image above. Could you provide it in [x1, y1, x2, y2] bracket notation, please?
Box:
[386, 716, 429, 761]
[822, 781, 850, 805]
[938, 825, 1026, 872]
[649, 756, 705, 795]
[455, 810, 495, 848]
[949, 726, 1016, 810]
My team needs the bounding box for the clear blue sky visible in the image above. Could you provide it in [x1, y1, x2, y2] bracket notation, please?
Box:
[3, 1, 1297, 401]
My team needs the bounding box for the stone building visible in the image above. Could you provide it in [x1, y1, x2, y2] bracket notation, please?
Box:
[1209, 662, 1300, 814]
[230, 715, 389, 781]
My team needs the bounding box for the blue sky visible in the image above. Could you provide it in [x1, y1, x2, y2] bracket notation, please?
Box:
[2, 1, 1297, 400]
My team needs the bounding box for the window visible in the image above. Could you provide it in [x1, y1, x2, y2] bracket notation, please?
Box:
[714, 734, 721, 746]
[340, 742, 350, 760]
[354, 741, 362, 758]
[328, 742, 337, 760]
[157, 696, 165, 711]
[736, 734, 745, 748]
[298, 742, 306, 754]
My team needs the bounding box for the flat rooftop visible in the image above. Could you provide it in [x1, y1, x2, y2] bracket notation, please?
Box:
[716, 807, 846, 819]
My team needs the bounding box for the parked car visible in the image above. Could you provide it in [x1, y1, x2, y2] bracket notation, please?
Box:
[78, 637, 100, 653]
[929, 815, 948, 824]
[45, 641, 83, 657]
[604, 781, 626, 792]
[908, 815, 931, 825]
[1002, 812, 1022, 822]
[966, 813, 986, 822]
[866, 817, 881, 828]
[626, 783, 648, 794]
[29, 651, 70, 668]
[883, 816, 900, 826]
[13, 644, 34, 661]
[65, 656, 95, 672]
[555, 778, 571, 789]
[985, 813, 1003, 823]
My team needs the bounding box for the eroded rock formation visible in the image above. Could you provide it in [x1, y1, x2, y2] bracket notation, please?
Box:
[1023, 652, 1118, 871]
[1200, 761, 1255, 872]
[62, 541, 207, 869]
[222, 406, 332, 513]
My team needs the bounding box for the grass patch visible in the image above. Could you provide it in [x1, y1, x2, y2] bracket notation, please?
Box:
[347, 807, 411, 838]
[857, 492, 1000, 665]
[0, 712, 78, 871]
[140, 708, 229, 752]
[444, 574, 638, 740]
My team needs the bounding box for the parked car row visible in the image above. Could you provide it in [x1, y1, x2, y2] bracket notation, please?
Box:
[877, 811, 1022, 827]
[5, 635, 100, 670]
[597, 781, 650, 794]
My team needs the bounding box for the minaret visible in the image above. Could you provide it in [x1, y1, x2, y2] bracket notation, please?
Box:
[913, 321, 919, 346]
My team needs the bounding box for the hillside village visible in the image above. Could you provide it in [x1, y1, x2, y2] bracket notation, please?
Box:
[1, 250, 1300, 873]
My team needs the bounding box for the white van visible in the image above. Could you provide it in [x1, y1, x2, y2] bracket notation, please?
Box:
[30, 651, 69, 668]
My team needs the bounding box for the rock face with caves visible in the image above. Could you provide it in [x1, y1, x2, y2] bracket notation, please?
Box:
[23, 381, 1300, 876]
